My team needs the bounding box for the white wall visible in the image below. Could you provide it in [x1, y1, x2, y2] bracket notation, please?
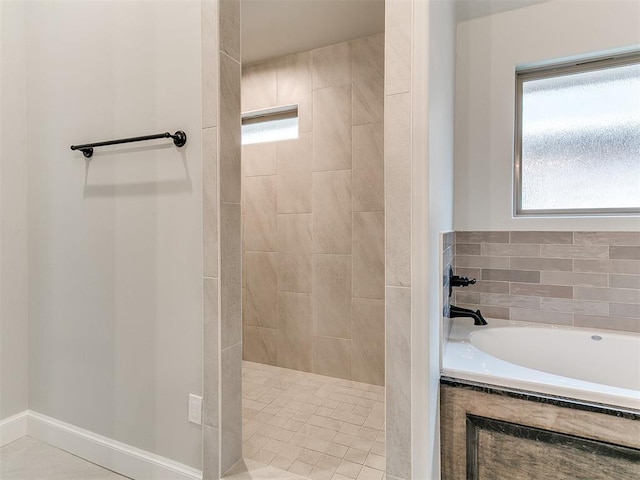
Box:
[25, 0, 203, 468]
[427, 0, 456, 478]
[0, 0, 29, 421]
[455, 0, 640, 231]
[409, 0, 456, 478]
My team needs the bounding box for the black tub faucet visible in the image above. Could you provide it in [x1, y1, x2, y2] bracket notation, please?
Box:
[447, 267, 487, 325]
[449, 305, 488, 326]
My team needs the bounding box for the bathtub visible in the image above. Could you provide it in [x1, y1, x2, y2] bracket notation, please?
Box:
[442, 318, 640, 412]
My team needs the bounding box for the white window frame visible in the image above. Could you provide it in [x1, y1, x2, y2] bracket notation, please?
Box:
[514, 52, 640, 217]
[241, 104, 299, 145]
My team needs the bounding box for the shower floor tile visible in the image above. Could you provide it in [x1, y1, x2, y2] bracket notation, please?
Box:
[239, 361, 386, 480]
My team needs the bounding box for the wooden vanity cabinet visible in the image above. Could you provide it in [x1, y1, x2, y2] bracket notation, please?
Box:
[440, 379, 640, 480]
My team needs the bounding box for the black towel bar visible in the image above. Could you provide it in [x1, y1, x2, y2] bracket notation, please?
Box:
[71, 130, 187, 158]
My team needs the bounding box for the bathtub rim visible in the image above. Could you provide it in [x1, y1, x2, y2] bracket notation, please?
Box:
[440, 376, 640, 420]
[442, 318, 640, 413]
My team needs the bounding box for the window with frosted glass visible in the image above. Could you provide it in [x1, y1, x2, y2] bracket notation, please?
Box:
[515, 55, 640, 215]
[241, 105, 298, 145]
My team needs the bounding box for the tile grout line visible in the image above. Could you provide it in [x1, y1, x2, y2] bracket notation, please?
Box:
[241, 362, 386, 480]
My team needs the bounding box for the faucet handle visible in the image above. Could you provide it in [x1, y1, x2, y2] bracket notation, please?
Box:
[451, 276, 476, 287]
[448, 267, 477, 297]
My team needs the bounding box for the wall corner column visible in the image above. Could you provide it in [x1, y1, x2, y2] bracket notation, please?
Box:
[201, 0, 242, 478]
[385, 0, 438, 478]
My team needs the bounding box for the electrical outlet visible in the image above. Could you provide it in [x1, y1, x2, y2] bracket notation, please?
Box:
[188, 394, 202, 425]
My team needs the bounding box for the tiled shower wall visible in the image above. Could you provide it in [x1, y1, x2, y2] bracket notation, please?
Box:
[451, 231, 640, 333]
[240, 34, 385, 386]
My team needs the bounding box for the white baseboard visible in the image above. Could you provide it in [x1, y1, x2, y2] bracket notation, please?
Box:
[0, 411, 28, 447]
[2, 410, 202, 480]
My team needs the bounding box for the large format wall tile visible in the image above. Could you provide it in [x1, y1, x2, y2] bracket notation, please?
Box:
[242, 142, 277, 177]
[353, 123, 384, 212]
[352, 34, 384, 125]
[220, 52, 241, 203]
[243, 325, 277, 365]
[312, 170, 352, 254]
[243, 175, 276, 252]
[385, 93, 411, 287]
[242, 62, 277, 112]
[312, 335, 351, 380]
[221, 343, 242, 474]
[312, 85, 352, 171]
[352, 298, 385, 386]
[312, 42, 352, 89]
[219, 0, 240, 62]
[203, 424, 219, 480]
[202, 0, 218, 129]
[203, 278, 218, 428]
[385, 0, 411, 95]
[277, 214, 312, 293]
[243, 252, 277, 329]
[313, 254, 352, 338]
[277, 52, 313, 133]
[277, 133, 312, 213]
[385, 286, 411, 479]
[203, 127, 218, 278]
[278, 292, 312, 372]
[221, 202, 242, 350]
[353, 211, 385, 300]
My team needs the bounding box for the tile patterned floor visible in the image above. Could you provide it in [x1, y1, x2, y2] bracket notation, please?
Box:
[240, 362, 386, 480]
[0, 436, 129, 479]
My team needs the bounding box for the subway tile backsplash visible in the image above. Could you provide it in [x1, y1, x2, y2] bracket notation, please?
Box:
[451, 231, 640, 333]
[442, 232, 455, 340]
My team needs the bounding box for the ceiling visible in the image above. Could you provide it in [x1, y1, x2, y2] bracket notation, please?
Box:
[455, 0, 551, 22]
[241, 0, 551, 65]
[242, 0, 384, 65]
